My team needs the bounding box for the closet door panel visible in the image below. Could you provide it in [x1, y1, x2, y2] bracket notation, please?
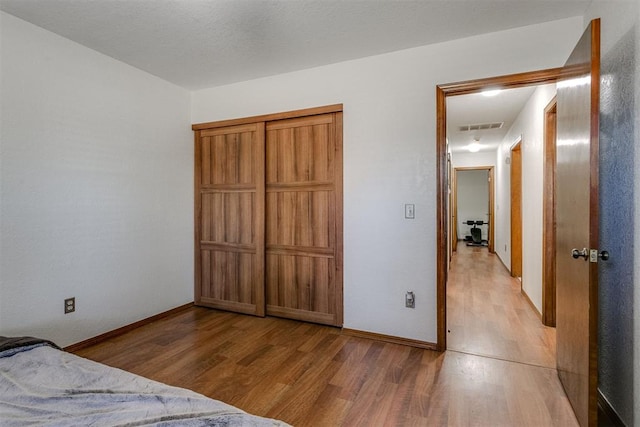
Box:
[195, 123, 265, 316]
[200, 192, 255, 244]
[266, 117, 334, 184]
[200, 250, 255, 311]
[266, 254, 335, 324]
[265, 113, 342, 326]
[266, 191, 333, 248]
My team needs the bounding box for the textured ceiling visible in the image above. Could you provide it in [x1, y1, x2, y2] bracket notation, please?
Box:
[447, 86, 540, 153]
[0, 0, 590, 90]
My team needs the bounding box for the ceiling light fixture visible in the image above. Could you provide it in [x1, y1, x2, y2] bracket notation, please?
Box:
[481, 89, 502, 97]
[468, 142, 481, 153]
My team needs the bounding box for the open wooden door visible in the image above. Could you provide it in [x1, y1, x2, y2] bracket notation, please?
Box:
[510, 141, 522, 279]
[542, 97, 557, 327]
[555, 19, 600, 427]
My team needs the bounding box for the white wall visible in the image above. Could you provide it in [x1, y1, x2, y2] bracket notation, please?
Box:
[451, 150, 497, 169]
[0, 12, 193, 347]
[192, 18, 583, 343]
[494, 84, 556, 313]
[456, 170, 489, 240]
[495, 139, 512, 271]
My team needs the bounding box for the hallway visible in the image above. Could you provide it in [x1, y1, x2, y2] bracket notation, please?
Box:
[447, 244, 556, 368]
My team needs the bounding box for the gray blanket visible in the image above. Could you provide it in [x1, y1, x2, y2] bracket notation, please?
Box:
[0, 339, 288, 426]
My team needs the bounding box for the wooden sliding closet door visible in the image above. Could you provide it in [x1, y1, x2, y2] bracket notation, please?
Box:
[265, 113, 343, 326]
[194, 123, 265, 316]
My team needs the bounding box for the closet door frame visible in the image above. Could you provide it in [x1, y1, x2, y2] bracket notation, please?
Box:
[193, 104, 343, 132]
[192, 104, 343, 325]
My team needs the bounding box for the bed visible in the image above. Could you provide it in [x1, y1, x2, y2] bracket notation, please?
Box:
[0, 336, 289, 426]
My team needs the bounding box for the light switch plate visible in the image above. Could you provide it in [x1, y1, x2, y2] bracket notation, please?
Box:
[405, 204, 415, 219]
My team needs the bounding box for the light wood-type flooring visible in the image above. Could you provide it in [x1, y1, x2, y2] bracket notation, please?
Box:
[74, 246, 577, 426]
[447, 244, 557, 368]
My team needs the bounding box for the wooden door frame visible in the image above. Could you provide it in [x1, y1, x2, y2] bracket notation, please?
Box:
[453, 166, 495, 253]
[435, 68, 580, 351]
[542, 96, 557, 327]
[510, 139, 523, 280]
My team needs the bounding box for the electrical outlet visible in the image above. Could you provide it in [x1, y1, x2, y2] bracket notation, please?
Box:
[405, 291, 415, 309]
[64, 297, 75, 314]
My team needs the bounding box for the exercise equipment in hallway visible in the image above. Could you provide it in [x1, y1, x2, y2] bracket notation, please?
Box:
[465, 220, 488, 247]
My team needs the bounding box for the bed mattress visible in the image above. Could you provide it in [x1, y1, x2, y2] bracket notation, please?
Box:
[0, 336, 288, 426]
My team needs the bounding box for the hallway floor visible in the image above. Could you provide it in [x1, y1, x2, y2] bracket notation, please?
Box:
[446, 245, 578, 424]
[447, 244, 556, 368]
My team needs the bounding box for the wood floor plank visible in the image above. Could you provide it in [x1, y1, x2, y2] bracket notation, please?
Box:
[73, 305, 577, 426]
[447, 244, 557, 368]
[72, 247, 574, 426]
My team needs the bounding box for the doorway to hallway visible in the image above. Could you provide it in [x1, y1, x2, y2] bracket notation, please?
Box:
[437, 70, 560, 369]
[435, 68, 564, 351]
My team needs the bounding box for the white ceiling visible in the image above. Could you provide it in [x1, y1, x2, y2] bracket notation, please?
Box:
[0, 0, 590, 90]
[447, 86, 545, 153]
[1, 1, 578, 154]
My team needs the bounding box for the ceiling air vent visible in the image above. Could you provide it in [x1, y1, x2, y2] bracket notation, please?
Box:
[458, 122, 504, 132]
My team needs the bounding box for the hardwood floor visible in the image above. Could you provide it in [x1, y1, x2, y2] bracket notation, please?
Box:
[447, 244, 557, 368]
[74, 306, 577, 426]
